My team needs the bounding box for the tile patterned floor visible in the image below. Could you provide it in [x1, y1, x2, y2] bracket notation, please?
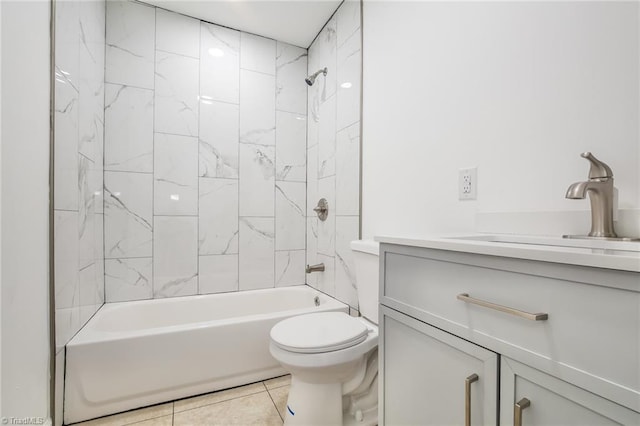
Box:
[71, 375, 291, 426]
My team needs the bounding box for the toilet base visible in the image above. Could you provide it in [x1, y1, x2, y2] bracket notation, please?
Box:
[284, 378, 343, 426]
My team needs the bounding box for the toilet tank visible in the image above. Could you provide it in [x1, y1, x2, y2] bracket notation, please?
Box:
[350, 240, 380, 324]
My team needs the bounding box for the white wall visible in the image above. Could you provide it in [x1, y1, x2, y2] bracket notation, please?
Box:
[362, 1, 639, 239]
[0, 0, 51, 420]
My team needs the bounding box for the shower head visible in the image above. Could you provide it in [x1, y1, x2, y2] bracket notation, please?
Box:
[305, 67, 328, 86]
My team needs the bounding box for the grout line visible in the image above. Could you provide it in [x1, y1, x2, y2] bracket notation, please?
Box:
[265, 386, 284, 423]
[151, 4, 157, 300]
[197, 19, 202, 296]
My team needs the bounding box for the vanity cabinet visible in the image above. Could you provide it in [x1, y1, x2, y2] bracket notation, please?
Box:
[378, 240, 640, 425]
[381, 306, 497, 425]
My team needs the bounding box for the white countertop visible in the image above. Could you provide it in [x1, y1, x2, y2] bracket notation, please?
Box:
[375, 234, 640, 273]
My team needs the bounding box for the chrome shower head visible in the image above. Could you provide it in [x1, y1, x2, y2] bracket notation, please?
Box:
[305, 67, 328, 86]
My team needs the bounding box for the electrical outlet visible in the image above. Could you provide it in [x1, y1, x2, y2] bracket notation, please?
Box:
[458, 167, 477, 200]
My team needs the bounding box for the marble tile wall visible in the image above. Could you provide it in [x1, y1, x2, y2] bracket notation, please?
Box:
[306, 0, 362, 309]
[54, 0, 106, 351]
[104, 1, 308, 302]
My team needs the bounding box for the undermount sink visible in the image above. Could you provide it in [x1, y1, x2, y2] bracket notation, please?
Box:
[448, 234, 640, 253]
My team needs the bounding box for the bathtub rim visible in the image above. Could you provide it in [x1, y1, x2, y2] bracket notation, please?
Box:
[68, 286, 348, 346]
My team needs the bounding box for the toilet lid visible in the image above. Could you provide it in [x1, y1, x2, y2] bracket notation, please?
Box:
[270, 312, 369, 354]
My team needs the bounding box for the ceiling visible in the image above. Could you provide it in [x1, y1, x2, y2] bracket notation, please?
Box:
[138, 0, 343, 48]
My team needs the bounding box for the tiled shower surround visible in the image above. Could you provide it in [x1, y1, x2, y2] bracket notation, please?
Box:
[103, 1, 309, 301]
[54, 0, 106, 350]
[306, 1, 362, 309]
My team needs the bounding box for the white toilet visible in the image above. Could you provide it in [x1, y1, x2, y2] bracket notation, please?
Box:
[269, 240, 380, 426]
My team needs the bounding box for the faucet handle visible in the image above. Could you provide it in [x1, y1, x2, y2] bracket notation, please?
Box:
[581, 152, 613, 180]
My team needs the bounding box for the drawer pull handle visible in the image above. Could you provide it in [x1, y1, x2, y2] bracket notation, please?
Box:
[514, 397, 530, 426]
[457, 293, 548, 321]
[465, 373, 479, 426]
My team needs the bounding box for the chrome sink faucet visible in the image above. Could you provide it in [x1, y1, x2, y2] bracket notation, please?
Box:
[565, 152, 617, 238]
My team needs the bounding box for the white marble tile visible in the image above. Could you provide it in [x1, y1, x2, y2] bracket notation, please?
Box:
[105, 257, 153, 302]
[55, 0, 79, 90]
[308, 17, 337, 101]
[104, 171, 153, 259]
[199, 255, 238, 294]
[239, 143, 275, 217]
[199, 100, 239, 178]
[336, 0, 361, 48]
[54, 210, 79, 310]
[156, 8, 200, 58]
[276, 112, 306, 182]
[239, 217, 275, 290]
[94, 213, 105, 300]
[154, 133, 198, 216]
[154, 216, 198, 298]
[240, 70, 276, 146]
[335, 216, 360, 308]
[335, 122, 360, 216]
[308, 77, 321, 126]
[105, 0, 155, 89]
[79, 263, 100, 325]
[78, 30, 105, 164]
[89, 164, 103, 215]
[275, 250, 306, 287]
[78, 156, 95, 270]
[337, 31, 361, 132]
[155, 51, 199, 137]
[306, 144, 319, 216]
[55, 306, 80, 353]
[200, 22, 240, 104]
[307, 94, 319, 145]
[199, 178, 239, 255]
[104, 83, 154, 173]
[317, 176, 336, 256]
[316, 253, 335, 297]
[78, 0, 105, 162]
[318, 94, 337, 178]
[276, 42, 307, 114]
[54, 53, 79, 211]
[275, 182, 306, 251]
[240, 33, 276, 75]
[306, 217, 318, 288]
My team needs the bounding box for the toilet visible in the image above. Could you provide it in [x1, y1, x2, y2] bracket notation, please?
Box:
[269, 240, 380, 426]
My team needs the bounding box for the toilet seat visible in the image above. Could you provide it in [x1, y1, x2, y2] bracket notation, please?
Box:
[270, 312, 369, 354]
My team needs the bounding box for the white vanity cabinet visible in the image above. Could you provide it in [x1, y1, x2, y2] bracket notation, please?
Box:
[378, 239, 640, 426]
[381, 306, 497, 425]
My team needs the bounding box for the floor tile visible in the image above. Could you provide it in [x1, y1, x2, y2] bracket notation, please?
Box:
[73, 403, 173, 426]
[174, 382, 266, 413]
[130, 415, 173, 426]
[267, 385, 290, 421]
[174, 392, 282, 426]
[263, 374, 291, 390]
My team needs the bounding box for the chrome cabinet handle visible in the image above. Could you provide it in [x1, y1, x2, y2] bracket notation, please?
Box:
[465, 373, 479, 426]
[514, 398, 531, 426]
[457, 293, 548, 321]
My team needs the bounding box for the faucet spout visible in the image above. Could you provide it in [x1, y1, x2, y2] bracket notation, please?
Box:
[565, 181, 590, 199]
[565, 152, 617, 238]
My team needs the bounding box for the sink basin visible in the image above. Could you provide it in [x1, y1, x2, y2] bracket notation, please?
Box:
[449, 234, 640, 253]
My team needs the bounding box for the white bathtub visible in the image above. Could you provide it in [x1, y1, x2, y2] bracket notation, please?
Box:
[64, 286, 347, 424]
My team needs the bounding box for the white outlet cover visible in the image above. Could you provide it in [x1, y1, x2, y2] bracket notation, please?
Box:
[459, 167, 477, 200]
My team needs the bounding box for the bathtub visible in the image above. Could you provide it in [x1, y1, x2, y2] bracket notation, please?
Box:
[64, 286, 347, 424]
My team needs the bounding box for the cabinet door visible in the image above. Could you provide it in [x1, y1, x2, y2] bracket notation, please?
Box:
[500, 357, 640, 426]
[380, 306, 498, 426]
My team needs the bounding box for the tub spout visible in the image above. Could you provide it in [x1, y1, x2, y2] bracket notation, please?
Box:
[306, 263, 325, 274]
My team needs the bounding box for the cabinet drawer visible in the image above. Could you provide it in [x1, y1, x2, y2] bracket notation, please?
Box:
[380, 244, 640, 412]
